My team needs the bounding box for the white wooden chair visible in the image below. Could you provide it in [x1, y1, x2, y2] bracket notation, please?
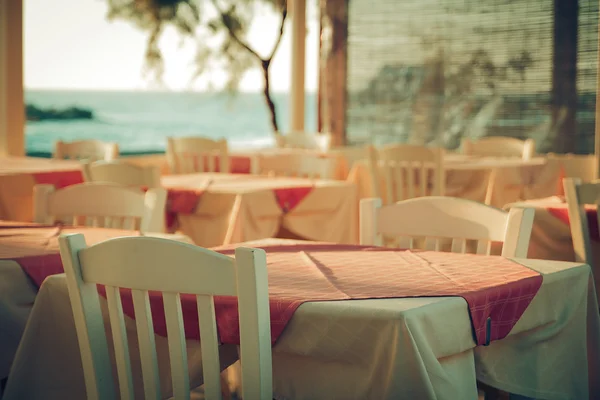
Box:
[255, 153, 337, 180]
[563, 177, 600, 265]
[360, 196, 534, 257]
[82, 160, 161, 188]
[59, 234, 272, 400]
[461, 136, 535, 160]
[368, 144, 445, 204]
[54, 140, 119, 161]
[167, 137, 230, 174]
[275, 131, 332, 151]
[33, 182, 166, 233]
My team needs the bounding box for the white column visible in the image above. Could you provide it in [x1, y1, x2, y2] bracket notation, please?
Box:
[0, 0, 25, 157]
[290, 0, 306, 133]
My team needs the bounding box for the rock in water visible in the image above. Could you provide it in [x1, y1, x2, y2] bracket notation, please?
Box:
[25, 104, 94, 121]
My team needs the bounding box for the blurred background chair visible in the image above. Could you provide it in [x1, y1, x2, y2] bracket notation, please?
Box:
[53, 140, 119, 162]
[275, 131, 332, 151]
[167, 136, 230, 174]
[82, 160, 161, 188]
[563, 177, 600, 266]
[59, 235, 272, 400]
[368, 144, 445, 204]
[461, 137, 535, 160]
[255, 152, 337, 179]
[360, 196, 534, 257]
[33, 182, 166, 233]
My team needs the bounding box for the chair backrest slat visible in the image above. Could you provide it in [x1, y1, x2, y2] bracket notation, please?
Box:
[423, 237, 437, 251]
[406, 162, 416, 198]
[167, 137, 230, 174]
[398, 237, 413, 250]
[131, 289, 162, 399]
[104, 285, 135, 400]
[59, 235, 272, 400]
[33, 182, 166, 233]
[197, 295, 224, 400]
[58, 234, 116, 400]
[360, 196, 534, 257]
[461, 136, 535, 160]
[476, 240, 492, 255]
[163, 292, 191, 400]
[419, 163, 428, 196]
[451, 238, 467, 253]
[392, 165, 404, 201]
[235, 248, 272, 398]
[383, 165, 394, 203]
[563, 177, 599, 264]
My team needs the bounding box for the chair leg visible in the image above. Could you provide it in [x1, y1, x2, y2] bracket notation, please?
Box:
[478, 381, 510, 400]
[221, 372, 233, 400]
[1, 377, 6, 399]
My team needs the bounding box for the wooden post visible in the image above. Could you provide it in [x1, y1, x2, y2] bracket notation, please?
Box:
[290, 0, 306, 133]
[0, 0, 25, 156]
[551, 0, 578, 154]
[595, 0, 600, 178]
[318, 0, 348, 147]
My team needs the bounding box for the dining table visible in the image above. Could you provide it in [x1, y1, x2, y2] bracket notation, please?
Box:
[0, 223, 193, 387]
[0, 156, 83, 221]
[161, 172, 358, 247]
[1, 226, 598, 400]
[0, 156, 358, 247]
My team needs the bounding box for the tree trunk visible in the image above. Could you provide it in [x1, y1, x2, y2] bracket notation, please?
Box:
[319, 0, 348, 146]
[261, 61, 279, 134]
[551, 0, 578, 153]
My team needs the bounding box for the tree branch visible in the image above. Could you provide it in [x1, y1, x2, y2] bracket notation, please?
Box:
[267, 3, 288, 60]
[210, 0, 263, 61]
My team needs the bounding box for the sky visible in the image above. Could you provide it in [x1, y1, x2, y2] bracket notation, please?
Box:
[24, 0, 319, 92]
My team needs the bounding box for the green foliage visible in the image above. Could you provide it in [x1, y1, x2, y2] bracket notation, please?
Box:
[105, 0, 287, 93]
[445, 49, 535, 97]
[106, 0, 200, 81]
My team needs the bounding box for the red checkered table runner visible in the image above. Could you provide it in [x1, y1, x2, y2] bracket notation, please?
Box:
[2, 226, 542, 346]
[32, 170, 84, 188]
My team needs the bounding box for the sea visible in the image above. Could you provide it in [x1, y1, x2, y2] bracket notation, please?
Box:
[25, 89, 596, 155]
[25, 90, 318, 156]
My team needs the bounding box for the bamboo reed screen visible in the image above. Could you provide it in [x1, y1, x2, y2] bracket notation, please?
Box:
[345, 0, 598, 153]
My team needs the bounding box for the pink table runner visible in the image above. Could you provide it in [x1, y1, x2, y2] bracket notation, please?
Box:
[546, 203, 599, 241]
[161, 185, 314, 218]
[3, 226, 542, 347]
[30, 169, 314, 225]
[32, 170, 84, 188]
[273, 187, 314, 213]
[0, 224, 140, 283]
[164, 188, 205, 229]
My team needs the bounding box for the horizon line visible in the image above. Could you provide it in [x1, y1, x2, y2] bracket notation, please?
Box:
[24, 87, 318, 94]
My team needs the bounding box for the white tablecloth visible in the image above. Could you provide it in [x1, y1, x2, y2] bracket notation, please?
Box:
[162, 174, 358, 247]
[2, 243, 598, 399]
